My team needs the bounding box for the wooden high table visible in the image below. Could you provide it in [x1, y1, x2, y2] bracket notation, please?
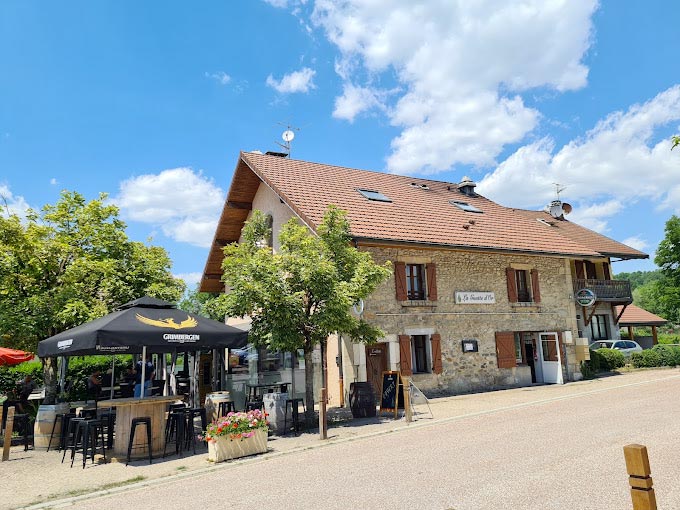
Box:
[97, 395, 181, 461]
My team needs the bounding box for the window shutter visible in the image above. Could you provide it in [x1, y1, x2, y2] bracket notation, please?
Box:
[431, 333, 443, 374]
[575, 260, 585, 280]
[506, 268, 518, 303]
[585, 260, 597, 279]
[603, 262, 611, 280]
[495, 332, 517, 369]
[426, 263, 438, 301]
[530, 269, 541, 304]
[394, 262, 407, 301]
[398, 335, 412, 376]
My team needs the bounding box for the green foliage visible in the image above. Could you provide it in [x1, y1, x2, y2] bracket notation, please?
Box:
[596, 348, 626, 370]
[653, 215, 680, 324]
[658, 333, 680, 344]
[178, 286, 223, 321]
[0, 361, 43, 397]
[615, 270, 663, 292]
[0, 191, 185, 353]
[630, 345, 680, 368]
[60, 355, 133, 401]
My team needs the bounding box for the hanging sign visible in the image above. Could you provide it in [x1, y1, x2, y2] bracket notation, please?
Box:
[575, 288, 596, 307]
[379, 371, 404, 418]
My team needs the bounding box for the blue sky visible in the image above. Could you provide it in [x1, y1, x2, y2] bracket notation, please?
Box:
[1, 1, 679, 288]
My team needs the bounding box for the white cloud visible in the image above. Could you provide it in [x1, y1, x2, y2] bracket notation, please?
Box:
[0, 184, 31, 220]
[266, 67, 316, 94]
[310, 0, 598, 173]
[174, 272, 203, 288]
[50, 178, 58, 185]
[477, 86, 680, 230]
[621, 236, 649, 252]
[567, 200, 623, 233]
[114, 168, 225, 248]
[205, 71, 231, 85]
[263, 0, 290, 7]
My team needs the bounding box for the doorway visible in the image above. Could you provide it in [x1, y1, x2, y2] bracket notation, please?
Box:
[538, 332, 563, 384]
[365, 344, 387, 400]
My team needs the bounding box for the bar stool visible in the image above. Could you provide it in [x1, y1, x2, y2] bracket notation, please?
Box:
[163, 410, 187, 458]
[61, 417, 86, 464]
[47, 411, 74, 452]
[12, 413, 32, 451]
[70, 419, 106, 468]
[283, 398, 306, 435]
[217, 401, 236, 416]
[126, 417, 152, 466]
[245, 401, 265, 412]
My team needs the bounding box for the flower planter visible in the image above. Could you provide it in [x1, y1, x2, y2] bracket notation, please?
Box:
[207, 428, 268, 462]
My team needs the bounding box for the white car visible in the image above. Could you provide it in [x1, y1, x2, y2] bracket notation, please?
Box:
[589, 340, 643, 357]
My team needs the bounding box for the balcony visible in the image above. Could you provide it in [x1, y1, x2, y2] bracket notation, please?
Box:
[573, 279, 633, 304]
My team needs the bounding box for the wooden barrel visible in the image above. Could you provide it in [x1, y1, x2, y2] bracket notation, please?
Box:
[349, 382, 376, 418]
[33, 403, 69, 450]
[205, 391, 232, 422]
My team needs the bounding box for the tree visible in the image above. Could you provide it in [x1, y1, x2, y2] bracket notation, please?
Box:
[0, 191, 185, 402]
[653, 215, 680, 324]
[178, 285, 223, 321]
[672, 135, 680, 151]
[214, 207, 391, 424]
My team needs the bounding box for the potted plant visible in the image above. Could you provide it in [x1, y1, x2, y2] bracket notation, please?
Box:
[201, 409, 268, 462]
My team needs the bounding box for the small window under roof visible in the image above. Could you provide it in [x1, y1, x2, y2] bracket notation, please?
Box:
[450, 200, 482, 213]
[357, 189, 392, 202]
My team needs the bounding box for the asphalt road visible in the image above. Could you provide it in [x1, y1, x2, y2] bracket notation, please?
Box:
[64, 372, 680, 510]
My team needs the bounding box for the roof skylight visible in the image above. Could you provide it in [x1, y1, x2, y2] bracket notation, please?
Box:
[450, 200, 482, 213]
[357, 189, 392, 202]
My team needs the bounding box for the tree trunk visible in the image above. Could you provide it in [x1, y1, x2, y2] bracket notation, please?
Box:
[43, 357, 58, 405]
[303, 347, 315, 427]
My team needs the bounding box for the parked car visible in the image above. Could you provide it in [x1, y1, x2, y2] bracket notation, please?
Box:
[589, 340, 643, 357]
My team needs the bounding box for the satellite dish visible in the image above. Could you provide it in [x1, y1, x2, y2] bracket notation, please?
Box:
[562, 202, 572, 215]
[282, 130, 295, 142]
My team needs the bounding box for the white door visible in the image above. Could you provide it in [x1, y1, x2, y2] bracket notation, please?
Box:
[538, 332, 563, 384]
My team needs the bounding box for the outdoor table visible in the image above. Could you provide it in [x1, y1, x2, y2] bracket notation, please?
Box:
[246, 382, 290, 401]
[97, 395, 181, 461]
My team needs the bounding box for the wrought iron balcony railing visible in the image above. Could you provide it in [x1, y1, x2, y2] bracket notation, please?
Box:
[572, 279, 632, 303]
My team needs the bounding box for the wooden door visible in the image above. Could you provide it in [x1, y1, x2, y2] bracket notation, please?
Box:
[366, 344, 387, 402]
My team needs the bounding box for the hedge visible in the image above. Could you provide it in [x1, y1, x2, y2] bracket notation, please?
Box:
[631, 345, 680, 368]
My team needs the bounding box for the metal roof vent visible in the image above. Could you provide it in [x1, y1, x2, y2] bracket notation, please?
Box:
[457, 176, 477, 196]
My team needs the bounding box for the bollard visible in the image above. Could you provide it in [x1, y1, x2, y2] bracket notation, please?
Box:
[2, 406, 15, 461]
[623, 444, 657, 510]
[403, 376, 412, 423]
[319, 388, 328, 440]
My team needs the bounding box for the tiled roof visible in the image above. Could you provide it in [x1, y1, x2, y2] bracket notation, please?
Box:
[614, 304, 667, 326]
[200, 152, 648, 291]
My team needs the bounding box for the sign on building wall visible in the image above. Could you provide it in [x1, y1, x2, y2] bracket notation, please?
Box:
[455, 291, 496, 304]
[575, 288, 596, 307]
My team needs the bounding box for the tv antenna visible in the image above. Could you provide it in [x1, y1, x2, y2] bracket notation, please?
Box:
[275, 123, 300, 157]
[553, 183, 567, 201]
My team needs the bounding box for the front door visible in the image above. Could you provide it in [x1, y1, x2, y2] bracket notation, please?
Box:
[366, 344, 387, 401]
[538, 332, 563, 384]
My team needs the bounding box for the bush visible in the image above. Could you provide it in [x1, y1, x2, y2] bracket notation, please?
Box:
[651, 344, 680, 366]
[630, 349, 662, 368]
[62, 355, 133, 401]
[596, 348, 625, 370]
[0, 362, 44, 397]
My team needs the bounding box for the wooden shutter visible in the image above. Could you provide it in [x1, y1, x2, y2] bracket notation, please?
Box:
[398, 335, 412, 376]
[585, 260, 597, 279]
[575, 260, 585, 279]
[426, 263, 438, 301]
[431, 333, 443, 374]
[506, 268, 518, 303]
[495, 332, 517, 369]
[530, 269, 541, 304]
[603, 262, 611, 280]
[394, 262, 407, 301]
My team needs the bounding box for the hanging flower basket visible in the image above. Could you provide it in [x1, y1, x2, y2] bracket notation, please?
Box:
[201, 409, 268, 463]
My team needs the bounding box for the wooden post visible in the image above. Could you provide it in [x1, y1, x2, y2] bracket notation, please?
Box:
[2, 406, 15, 461]
[629, 326, 635, 341]
[624, 444, 657, 510]
[403, 376, 412, 423]
[318, 388, 327, 440]
[652, 326, 658, 346]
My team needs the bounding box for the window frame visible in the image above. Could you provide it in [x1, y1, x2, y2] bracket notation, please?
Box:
[515, 269, 531, 303]
[406, 263, 426, 300]
[357, 188, 392, 202]
[411, 334, 431, 374]
[590, 314, 609, 340]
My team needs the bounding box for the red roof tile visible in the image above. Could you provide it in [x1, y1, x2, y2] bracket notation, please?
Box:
[614, 304, 667, 326]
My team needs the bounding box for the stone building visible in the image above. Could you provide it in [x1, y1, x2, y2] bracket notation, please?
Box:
[200, 152, 647, 403]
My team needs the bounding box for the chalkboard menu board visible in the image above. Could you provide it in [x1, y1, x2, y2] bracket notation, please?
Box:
[379, 371, 404, 418]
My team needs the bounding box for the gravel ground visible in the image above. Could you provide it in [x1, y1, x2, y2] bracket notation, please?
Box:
[3, 368, 679, 509]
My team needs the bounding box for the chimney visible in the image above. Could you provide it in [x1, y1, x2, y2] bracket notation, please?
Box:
[457, 176, 477, 196]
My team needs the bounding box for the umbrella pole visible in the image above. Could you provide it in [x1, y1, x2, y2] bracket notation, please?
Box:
[110, 356, 115, 400]
[140, 346, 146, 399]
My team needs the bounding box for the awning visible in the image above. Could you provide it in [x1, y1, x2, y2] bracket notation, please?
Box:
[0, 347, 34, 366]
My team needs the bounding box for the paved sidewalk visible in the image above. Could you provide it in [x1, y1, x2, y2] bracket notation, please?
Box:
[3, 368, 678, 509]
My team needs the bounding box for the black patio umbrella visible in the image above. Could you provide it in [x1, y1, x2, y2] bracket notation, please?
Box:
[38, 296, 248, 357]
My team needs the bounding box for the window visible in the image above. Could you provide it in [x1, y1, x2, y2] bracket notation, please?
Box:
[590, 315, 609, 340]
[406, 264, 425, 300]
[514, 333, 524, 364]
[412, 335, 429, 373]
[357, 189, 392, 202]
[506, 268, 541, 304]
[450, 200, 483, 213]
[394, 262, 438, 301]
